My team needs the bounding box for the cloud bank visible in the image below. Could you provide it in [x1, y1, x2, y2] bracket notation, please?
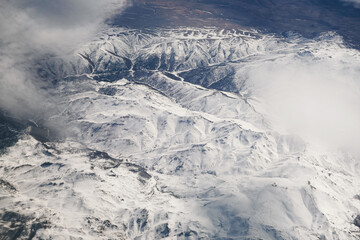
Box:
[247, 40, 360, 154]
[0, 0, 130, 119]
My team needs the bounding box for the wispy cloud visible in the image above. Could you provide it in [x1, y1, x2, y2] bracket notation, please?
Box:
[0, 0, 130, 119]
[340, 0, 360, 8]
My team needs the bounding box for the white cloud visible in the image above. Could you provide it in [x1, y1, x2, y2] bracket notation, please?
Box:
[247, 46, 360, 154]
[0, 0, 130, 119]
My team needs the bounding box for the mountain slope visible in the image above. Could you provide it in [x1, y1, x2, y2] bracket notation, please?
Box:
[1, 27, 360, 239]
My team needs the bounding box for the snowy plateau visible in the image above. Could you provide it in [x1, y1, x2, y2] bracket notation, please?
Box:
[1, 27, 360, 239]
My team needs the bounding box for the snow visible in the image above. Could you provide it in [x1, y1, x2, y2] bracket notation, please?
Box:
[1, 27, 360, 239]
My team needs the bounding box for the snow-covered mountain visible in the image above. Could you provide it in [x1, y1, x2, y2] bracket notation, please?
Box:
[1, 27, 360, 239]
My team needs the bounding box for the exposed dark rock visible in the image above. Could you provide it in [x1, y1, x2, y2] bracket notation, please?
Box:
[39, 182, 57, 187]
[42, 143, 61, 155]
[40, 162, 65, 170]
[29, 125, 50, 143]
[178, 230, 198, 237]
[84, 216, 120, 235]
[0, 112, 27, 153]
[99, 87, 118, 96]
[155, 223, 170, 238]
[125, 162, 152, 182]
[134, 54, 160, 71]
[28, 221, 50, 239]
[138, 170, 152, 180]
[0, 211, 49, 240]
[40, 162, 53, 168]
[89, 150, 115, 160]
[354, 215, 360, 228]
[42, 150, 53, 157]
[0, 179, 17, 193]
[103, 219, 118, 229]
[136, 209, 148, 232]
[162, 72, 182, 81]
